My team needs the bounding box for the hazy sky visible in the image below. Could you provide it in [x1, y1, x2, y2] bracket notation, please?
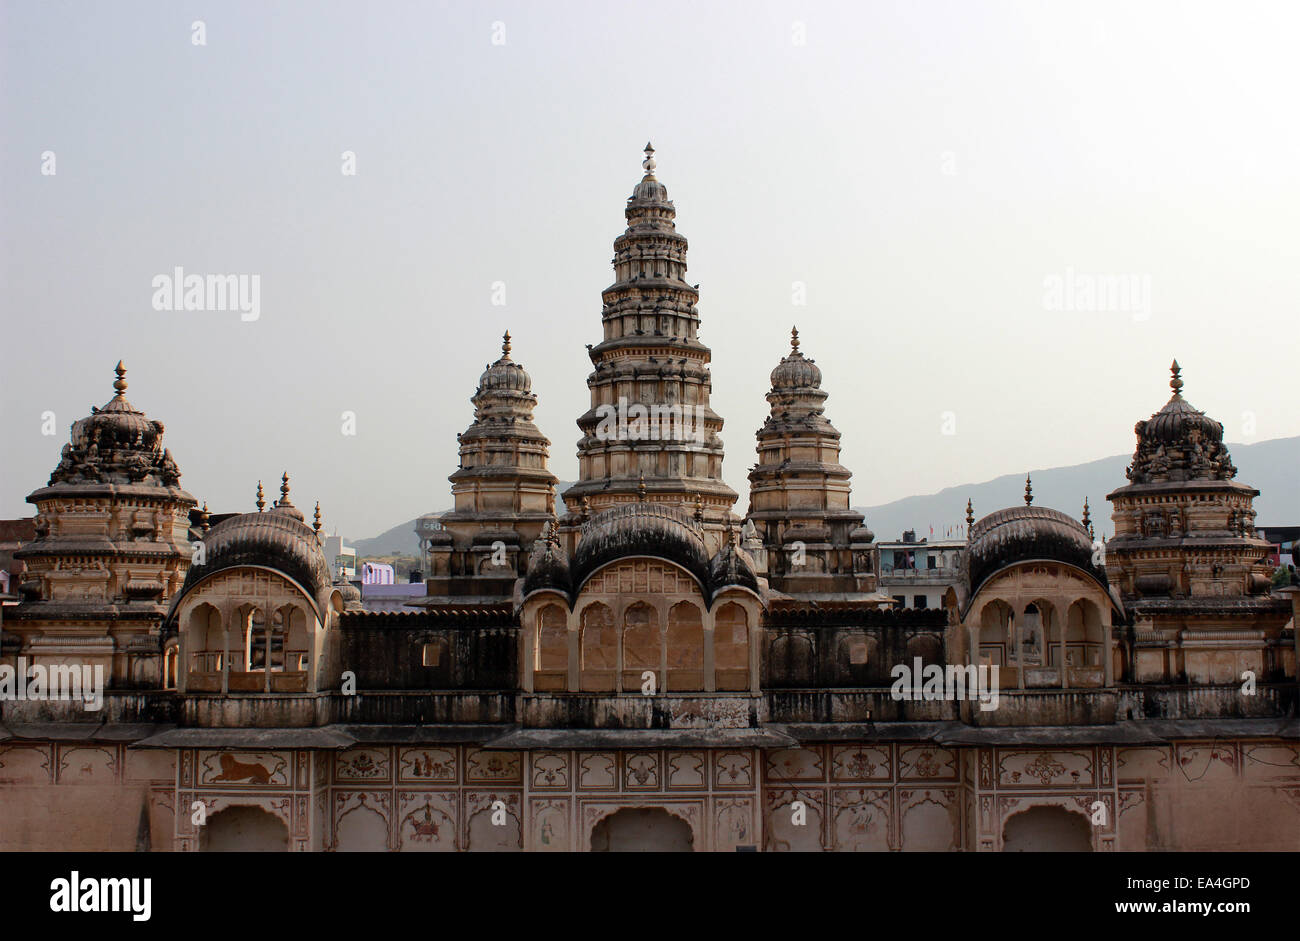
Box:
[3, 0, 1298, 539]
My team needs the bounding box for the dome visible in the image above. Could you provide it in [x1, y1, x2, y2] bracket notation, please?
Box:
[46, 362, 184, 488]
[173, 505, 333, 617]
[708, 536, 760, 594]
[478, 333, 532, 394]
[966, 505, 1107, 597]
[1126, 361, 1237, 484]
[522, 525, 571, 596]
[571, 503, 710, 594]
[769, 329, 823, 391]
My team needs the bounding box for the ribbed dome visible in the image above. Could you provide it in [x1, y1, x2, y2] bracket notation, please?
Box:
[175, 508, 332, 615]
[478, 336, 532, 394]
[47, 362, 184, 488]
[572, 503, 710, 593]
[770, 330, 823, 390]
[966, 505, 1107, 596]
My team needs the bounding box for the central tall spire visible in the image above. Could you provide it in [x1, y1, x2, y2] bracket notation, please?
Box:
[562, 145, 737, 523]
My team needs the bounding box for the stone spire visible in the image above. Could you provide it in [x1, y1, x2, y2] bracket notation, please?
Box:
[1107, 359, 1273, 606]
[14, 362, 196, 686]
[562, 143, 737, 526]
[748, 327, 874, 594]
[431, 332, 559, 597]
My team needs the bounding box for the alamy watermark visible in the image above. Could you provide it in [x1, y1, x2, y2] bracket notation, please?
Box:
[890, 657, 1000, 712]
[152, 267, 260, 321]
[0, 657, 104, 711]
[1043, 268, 1150, 321]
[593, 397, 706, 445]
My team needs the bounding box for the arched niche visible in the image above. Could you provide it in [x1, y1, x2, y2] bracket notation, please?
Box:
[534, 602, 569, 691]
[714, 602, 749, 691]
[666, 601, 704, 691]
[579, 602, 617, 692]
[621, 602, 661, 691]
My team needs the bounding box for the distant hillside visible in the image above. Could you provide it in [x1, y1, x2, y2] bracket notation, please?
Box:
[854, 436, 1300, 542]
[351, 481, 578, 557]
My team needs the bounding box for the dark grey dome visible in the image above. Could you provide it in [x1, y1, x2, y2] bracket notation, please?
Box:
[172, 507, 333, 617]
[523, 530, 571, 596]
[708, 538, 759, 594]
[966, 505, 1107, 597]
[571, 503, 710, 594]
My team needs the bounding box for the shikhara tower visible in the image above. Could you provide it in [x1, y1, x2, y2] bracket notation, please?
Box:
[562, 144, 738, 530]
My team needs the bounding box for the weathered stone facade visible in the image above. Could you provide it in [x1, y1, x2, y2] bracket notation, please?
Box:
[2, 149, 1296, 852]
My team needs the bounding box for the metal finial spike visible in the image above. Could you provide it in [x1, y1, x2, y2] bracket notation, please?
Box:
[280, 471, 291, 502]
[1170, 359, 1184, 395]
[113, 361, 128, 395]
[502, 331, 512, 357]
[580, 495, 591, 520]
[313, 501, 322, 534]
[965, 498, 974, 529]
[1082, 497, 1092, 529]
[256, 481, 265, 512]
[1024, 474, 1033, 506]
[637, 473, 647, 502]
[199, 501, 210, 534]
[790, 326, 800, 351]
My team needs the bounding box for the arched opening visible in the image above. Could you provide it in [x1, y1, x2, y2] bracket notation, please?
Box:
[714, 603, 749, 690]
[1019, 601, 1056, 673]
[1062, 599, 1105, 686]
[590, 807, 694, 852]
[184, 603, 223, 691]
[666, 601, 704, 690]
[622, 602, 661, 691]
[579, 603, 616, 691]
[534, 603, 568, 691]
[200, 805, 288, 852]
[978, 600, 1014, 667]
[1002, 806, 1093, 852]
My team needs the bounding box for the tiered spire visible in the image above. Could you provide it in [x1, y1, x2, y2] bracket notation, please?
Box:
[562, 143, 737, 522]
[747, 327, 870, 590]
[1024, 474, 1033, 506]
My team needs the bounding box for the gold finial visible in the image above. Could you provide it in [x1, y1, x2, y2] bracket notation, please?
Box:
[637, 473, 647, 502]
[580, 495, 591, 521]
[313, 501, 322, 534]
[199, 501, 210, 534]
[965, 498, 974, 530]
[1082, 497, 1094, 538]
[1024, 474, 1033, 506]
[502, 331, 512, 357]
[790, 326, 800, 352]
[279, 471, 292, 506]
[113, 361, 128, 396]
[642, 142, 656, 178]
[1170, 359, 1183, 396]
[694, 493, 704, 523]
[256, 480, 265, 512]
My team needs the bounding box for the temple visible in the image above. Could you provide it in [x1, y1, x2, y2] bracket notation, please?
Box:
[1, 149, 1296, 853]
